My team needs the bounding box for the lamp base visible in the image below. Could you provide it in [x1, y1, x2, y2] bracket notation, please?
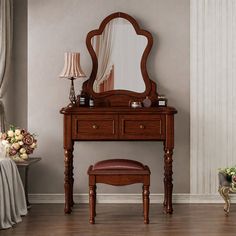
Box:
[69, 78, 76, 106]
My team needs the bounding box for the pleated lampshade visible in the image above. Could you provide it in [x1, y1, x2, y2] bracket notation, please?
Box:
[60, 52, 86, 79]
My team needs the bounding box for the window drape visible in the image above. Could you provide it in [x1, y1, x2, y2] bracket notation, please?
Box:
[92, 21, 114, 92]
[190, 0, 236, 194]
[0, 0, 13, 132]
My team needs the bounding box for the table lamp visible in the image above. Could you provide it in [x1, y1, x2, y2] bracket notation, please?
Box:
[60, 52, 86, 106]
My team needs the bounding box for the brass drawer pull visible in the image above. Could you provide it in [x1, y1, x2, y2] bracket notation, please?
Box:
[92, 124, 98, 129]
[139, 124, 145, 129]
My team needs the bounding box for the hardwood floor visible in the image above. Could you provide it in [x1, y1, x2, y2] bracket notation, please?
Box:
[1, 204, 236, 236]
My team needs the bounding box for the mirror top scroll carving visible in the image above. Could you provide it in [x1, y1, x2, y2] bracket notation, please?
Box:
[82, 12, 158, 107]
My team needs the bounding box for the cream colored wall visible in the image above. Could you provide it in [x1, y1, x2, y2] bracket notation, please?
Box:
[27, 0, 190, 194]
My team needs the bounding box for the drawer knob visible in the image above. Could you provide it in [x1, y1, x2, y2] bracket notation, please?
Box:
[92, 124, 98, 129]
[139, 124, 145, 129]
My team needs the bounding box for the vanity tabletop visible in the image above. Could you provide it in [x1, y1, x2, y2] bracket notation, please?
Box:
[60, 106, 177, 115]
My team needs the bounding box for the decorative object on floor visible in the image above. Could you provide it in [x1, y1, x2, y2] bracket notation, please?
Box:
[87, 159, 150, 224]
[0, 157, 27, 229]
[60, 52, 86, 106]
[0, 126, 37, 161]
[218, 166, 236, 215]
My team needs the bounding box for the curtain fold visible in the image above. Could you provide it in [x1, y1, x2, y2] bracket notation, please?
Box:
[0, 0, 13, 132]
[92, 21, 114, 92]
[190, 0, 236, 194]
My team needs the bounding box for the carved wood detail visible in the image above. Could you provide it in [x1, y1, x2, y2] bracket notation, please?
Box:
[82, 12, 158, 107]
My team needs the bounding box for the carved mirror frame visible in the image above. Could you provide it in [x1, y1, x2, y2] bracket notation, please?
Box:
[82, 12, 158, 107]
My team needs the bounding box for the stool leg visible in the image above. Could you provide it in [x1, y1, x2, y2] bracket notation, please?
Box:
[89, 184, 96, 224]
[143, 185, 150, 224]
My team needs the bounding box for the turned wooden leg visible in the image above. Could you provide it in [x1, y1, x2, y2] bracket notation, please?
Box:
[69, 153, 74, 207]
[142, 185, 144, 216]
[163, 178, 167, 208]
[163, 148, 173, 214]
[94, 185, 97, 217]
[64, 149, 73, 214]
[89, 184, 96, 224]
[218, 186, 230, 215]
[143, 185, 150, 224]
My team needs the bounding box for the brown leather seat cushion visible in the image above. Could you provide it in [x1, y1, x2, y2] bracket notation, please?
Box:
[92, 159, 146, 171]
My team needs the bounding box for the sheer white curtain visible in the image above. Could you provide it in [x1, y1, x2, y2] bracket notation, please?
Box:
[191, 0, 236, 195]
[92, 21, 114, 92]
[0, 0, 13, 132]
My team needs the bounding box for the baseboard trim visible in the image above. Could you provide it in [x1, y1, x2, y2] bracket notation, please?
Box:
[28, 193, 236, 204]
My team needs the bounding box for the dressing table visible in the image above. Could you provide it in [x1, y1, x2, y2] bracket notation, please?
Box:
[60, 12, 177, 215]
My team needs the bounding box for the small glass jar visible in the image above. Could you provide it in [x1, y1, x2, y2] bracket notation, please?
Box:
[142, 96, 152, 108]
[130, 101, 142, 108]
[79, 92, 86, 107]
[157, 95, 167, 107]
[89, 96, 95, 107]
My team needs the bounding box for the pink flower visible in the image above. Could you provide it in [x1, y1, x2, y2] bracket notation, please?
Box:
[1, 133, 7, 140]
[24, 145, 34, 154]
[9, 148, 17, 156]
[232, 175, 236, 183]
[21, 129, 27, 135]
[22, 133, 34, 145]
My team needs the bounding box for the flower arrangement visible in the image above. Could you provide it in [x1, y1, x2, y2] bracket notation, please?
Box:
[219, 166, 236, 183]
[0, 126, 37, 161]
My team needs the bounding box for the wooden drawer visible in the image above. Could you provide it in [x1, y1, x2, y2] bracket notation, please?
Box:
[72, 115, 118, 140]
[119, 114, 165, 140]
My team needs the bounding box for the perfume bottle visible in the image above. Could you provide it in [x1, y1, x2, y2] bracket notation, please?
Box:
[89, 96, 94, 107]
[79, 91, 86, 107]
[157, 95, 167, 107]
[142, 96, 152, 108]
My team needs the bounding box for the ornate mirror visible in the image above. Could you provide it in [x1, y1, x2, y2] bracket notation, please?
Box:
[82, 12, 158, 106]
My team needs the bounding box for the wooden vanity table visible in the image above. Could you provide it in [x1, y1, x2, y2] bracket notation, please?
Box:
[60, 12, 177, 215]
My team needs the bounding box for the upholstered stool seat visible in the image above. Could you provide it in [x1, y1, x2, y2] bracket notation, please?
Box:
[87, 159, 151, 224]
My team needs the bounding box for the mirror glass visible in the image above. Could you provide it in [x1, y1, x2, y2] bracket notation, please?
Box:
[91, 18, 147, 93]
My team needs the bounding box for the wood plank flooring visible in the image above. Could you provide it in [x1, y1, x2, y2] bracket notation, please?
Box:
[1, 204, 236, 236]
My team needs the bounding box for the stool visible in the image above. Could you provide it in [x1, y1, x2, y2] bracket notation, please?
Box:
[87, 159, 151, 224]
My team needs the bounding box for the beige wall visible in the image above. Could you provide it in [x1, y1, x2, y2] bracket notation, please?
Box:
[27, 0, 190, 194]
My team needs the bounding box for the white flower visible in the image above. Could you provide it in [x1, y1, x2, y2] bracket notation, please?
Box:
[16, 134, 23, 141]
[18, 141, 23, 145]
[7, 130, 14, 138]
[20, 153, 28, 160]
[30, 143, 37, 148]
[15, 129, 21, 135]
[12, 143, 20, 150]
[19, 148, 26, 154]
